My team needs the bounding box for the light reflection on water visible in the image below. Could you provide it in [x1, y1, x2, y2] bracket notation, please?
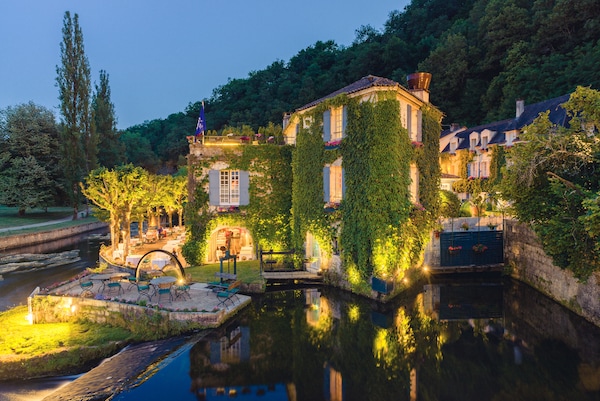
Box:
[0, 375, 80, 401]
[112, 280, 600, 401]
[1, 233, 600, 401]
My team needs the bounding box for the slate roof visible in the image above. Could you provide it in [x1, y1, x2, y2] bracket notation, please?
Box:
[442, 94, 571, 152]
[297, 75, 402, 111]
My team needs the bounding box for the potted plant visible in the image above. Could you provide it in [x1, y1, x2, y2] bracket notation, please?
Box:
[472, 243, 488, 253]
[448, 245, 462, 255]
[487, 223, 497, 230]
[461, 222, 470, 231]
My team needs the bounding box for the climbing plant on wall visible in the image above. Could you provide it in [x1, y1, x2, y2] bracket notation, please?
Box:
[232, 144, 293, 251]
[341, 94, 413, 284]
[291, 107, 331, 259]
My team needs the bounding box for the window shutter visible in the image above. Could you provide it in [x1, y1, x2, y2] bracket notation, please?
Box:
[341, 168, 346, 198]
[323, 110, 331, 142]
[209, 170, 220, 206]
[323, 166, 330, 203]
[239, 171, 250, 205]
[342, 106, 347, 138]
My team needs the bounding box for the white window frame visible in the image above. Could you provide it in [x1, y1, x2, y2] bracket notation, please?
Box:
[219, 170, 240, 205]
[329, 165, 343, 203]
[331, 106, 343, 141]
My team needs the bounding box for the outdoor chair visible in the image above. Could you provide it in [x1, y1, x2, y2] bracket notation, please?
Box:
[79, 276, 94, 297]
[174, 273, 192, 300]
[156, 282, 173, 303]
[136, 281, 153, 301]
[106, 276, 123, 296]
[126, 274, 137, 289]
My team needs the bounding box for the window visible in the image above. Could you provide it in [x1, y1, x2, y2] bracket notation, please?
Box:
[220, 170, 239, 205]
[323, 163, 344, 204]
[329, 165, 343, 203]
[450, 140, 458, 153]
[406, 104, 412, 139]
[331, 106, 343, 141]
[482, 135, 488, 148]
[470, 137, 478, 150]
[209, 169, 249, 206]
[480, 161, 488, 177]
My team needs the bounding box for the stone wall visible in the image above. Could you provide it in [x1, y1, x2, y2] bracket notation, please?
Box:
[504, 219, 600, 327]
[31, 294, 229, 331]
[0, 221, 107, 252]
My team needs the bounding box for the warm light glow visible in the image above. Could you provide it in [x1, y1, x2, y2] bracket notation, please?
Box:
[70, 305, 77, 314]
[373, 328, 390, 360]
[346, 266, 362, 285]
[26, 313, 33, 324]
[348, 304, 360, 322]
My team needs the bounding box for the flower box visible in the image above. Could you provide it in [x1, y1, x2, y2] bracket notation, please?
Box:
[448, 245, 462, 255]
[472, 244, 488, 253]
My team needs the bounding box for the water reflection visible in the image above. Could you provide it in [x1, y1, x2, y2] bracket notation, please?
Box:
[112, 279, 600, 401]
[0, 229, 108, 311]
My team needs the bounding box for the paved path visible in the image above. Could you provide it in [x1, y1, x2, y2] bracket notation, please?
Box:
[0, 216, 74, 233]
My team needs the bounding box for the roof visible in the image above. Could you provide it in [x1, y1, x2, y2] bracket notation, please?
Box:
[442, 93, 571, 152]
[297, 75, 402, 111]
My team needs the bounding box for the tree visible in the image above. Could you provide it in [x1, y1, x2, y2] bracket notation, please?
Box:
[0, 103, 61, 214]
[93, 70, 125, 168]
[56, 11, 92, 219]
[501, 86, 600, 280]
[81, 164, 149, 257]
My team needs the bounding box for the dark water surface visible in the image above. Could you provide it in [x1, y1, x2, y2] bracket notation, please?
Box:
[0, 229, 109, 311]
[1, 235, 599, 401]
[108, 280, 600, 401]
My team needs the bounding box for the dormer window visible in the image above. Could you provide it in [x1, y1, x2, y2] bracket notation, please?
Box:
[450, 139, 458, 153]
[470, 137, 478, 150]
[481, 135, 488, 149]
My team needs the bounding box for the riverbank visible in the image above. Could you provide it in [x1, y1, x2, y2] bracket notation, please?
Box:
[0, 219, 108, 253]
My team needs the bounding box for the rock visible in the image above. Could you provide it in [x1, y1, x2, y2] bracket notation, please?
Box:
[0, 250, 81, 275]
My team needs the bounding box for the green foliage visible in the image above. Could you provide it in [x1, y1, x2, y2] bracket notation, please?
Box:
[93, 70, 125, 168]
[341, 95, 413, 280]
[440, 189, 461, 218]
[56, 11, 92, 216]
[234, 144, 293, 251]
[0, 103, 62, 213]
[291, 104, 329, 258]
[501, 87, 600, 280]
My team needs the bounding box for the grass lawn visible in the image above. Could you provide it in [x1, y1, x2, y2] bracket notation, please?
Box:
[0, 305, 136, 380]
[0, 206, 74, 228]
[0, 206, 100, 238]
[186, 259, 263, 284]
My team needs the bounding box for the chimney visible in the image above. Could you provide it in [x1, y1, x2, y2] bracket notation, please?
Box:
[516, 99, 525, 118]
[283, 112, 292, 130]
[407, 72, 431, 103]
[450, 123, 461, 132]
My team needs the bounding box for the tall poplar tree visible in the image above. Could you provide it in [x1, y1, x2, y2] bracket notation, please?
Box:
[93, 70, 125, 168]
[56, 11, 92, 219]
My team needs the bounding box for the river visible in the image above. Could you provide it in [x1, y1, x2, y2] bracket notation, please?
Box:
[1, 235, 599, 400]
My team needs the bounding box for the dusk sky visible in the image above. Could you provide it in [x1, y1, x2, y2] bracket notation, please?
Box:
[1, 0, 410, 130]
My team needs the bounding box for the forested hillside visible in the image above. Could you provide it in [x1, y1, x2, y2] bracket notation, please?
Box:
[125, 0, 600, 170]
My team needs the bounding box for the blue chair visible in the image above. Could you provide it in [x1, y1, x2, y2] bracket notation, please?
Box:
[79, 277, 94, 297]
[136, 281, 152, 301]
[156, 282, 173, 303]
[106, 276, 123, 296]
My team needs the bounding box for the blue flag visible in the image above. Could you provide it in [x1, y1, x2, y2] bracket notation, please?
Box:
[195, 102, 206, 136]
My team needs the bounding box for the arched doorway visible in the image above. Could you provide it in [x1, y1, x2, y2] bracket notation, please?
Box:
[207, 226, 255, 263]
[134, 249, 186, 281]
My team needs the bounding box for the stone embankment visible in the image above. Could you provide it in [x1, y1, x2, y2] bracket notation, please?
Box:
[504, 219, 600, 327]
[0, 221, 107, 253]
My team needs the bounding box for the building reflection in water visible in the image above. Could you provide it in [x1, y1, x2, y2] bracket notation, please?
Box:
[179, 282, 600, 401]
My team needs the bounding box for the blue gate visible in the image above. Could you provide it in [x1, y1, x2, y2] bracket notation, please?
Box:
[440, 230, 503, 266]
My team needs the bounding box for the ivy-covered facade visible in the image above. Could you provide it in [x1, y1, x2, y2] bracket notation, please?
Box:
[186, 75, 442, 295]
[284, 75, 442, 294]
